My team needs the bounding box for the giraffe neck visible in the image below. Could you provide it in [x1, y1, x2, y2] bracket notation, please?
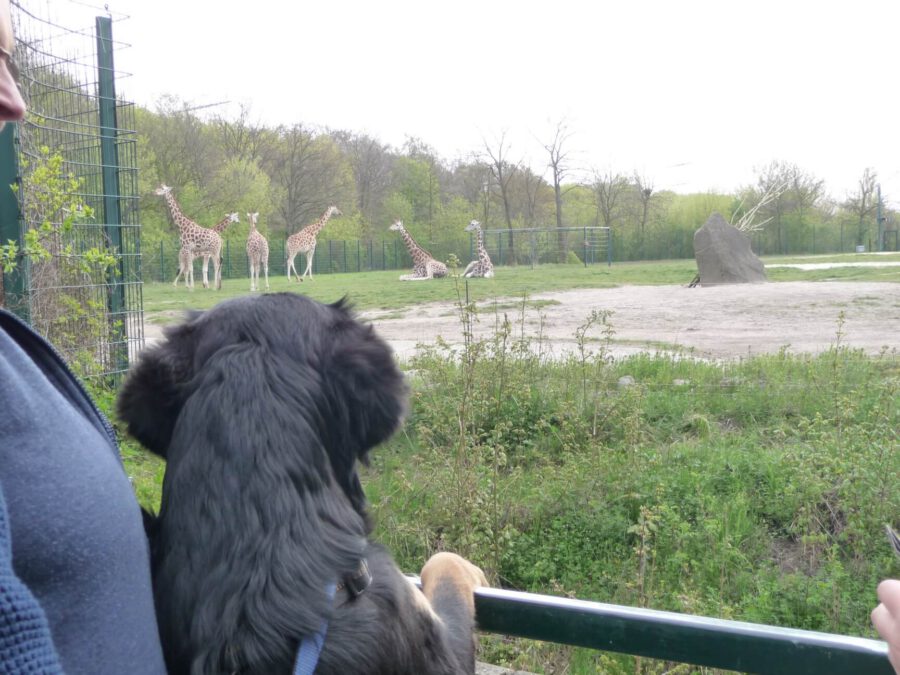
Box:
[475, 226, 485, 253]
[306, 210, 333, 237]
[163, 192, 188, 232]
[399, 227, 426, 260]
[212, 215, 233, 233]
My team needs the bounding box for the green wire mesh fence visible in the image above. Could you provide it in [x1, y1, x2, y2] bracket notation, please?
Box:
[1, 1, 140, 379]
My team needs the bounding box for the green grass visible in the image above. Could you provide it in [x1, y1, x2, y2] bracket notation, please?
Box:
[106, 311, 900, 673]
[117, 256, 900, 673]
[359, 326, 900, 673]
[764, 252, 900, 265]
[142, 257, 900, 325]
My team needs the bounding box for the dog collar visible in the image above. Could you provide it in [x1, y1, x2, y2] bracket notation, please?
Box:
[337, 557, 372, 598]
[293, 558, 372, 675]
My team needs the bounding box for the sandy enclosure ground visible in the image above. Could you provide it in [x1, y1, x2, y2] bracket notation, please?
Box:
[141, 281, 899, 362]
[359, 281, 900, 361]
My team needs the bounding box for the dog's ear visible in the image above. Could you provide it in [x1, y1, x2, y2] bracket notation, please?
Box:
[116, 320, 198, 456]
[327, 303, 408, 455]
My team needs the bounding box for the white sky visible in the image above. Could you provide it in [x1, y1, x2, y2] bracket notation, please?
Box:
[48, 0, 900, 205]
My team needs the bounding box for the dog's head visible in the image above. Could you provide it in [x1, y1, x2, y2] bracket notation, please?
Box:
[117, 293, 408, 514]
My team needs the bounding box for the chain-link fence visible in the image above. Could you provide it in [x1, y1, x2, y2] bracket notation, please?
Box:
[142, 227, 613, 283]
[0, 3, 139, 379]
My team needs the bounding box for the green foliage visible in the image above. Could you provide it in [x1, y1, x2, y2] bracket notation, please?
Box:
[131, 265, 900, 672]
[1, 146, 100, 273]
[357, 308, 899, 671]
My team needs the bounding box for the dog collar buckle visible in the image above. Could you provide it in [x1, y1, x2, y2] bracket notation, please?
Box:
[339, 558, 372, 598]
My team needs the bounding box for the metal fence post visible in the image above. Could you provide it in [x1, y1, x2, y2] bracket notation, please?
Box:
[96, 16, 127, 374]
[0, 123, 25, 318]
[583, 227, 587, 267]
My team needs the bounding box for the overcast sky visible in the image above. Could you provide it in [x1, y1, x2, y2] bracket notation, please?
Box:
[42, 0, 900, 205]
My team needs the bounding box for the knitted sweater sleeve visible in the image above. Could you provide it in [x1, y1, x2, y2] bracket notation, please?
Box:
[0, 488, 64, 674]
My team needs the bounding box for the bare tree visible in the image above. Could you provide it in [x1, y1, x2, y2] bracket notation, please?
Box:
[843, 167, 878, 247]
[334, 131, 394, 242]
[452, 158, 494, 225]
[751, 161, 798, 252]
[260, 124, 351, 235]
[483, 130, 520, 264]
[791, 168, 825, 233]
[632, 171, 659, 256]
[593, 170, 629, 229]
[541, 120, 574, 262]
[210, 103, 268, 164]
[145, 95, 222, 191]
[519, 167, 550, 228]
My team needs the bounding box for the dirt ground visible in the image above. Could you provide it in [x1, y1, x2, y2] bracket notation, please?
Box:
[359, 281, 900, 361]
[142, 280, 899, 362]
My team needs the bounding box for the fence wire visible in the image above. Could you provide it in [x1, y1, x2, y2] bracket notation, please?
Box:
[8, 1, 140, 379]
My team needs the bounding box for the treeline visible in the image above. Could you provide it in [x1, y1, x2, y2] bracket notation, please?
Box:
[137, 98, 896, 263]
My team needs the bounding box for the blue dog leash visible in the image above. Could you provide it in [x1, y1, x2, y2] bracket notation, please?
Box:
[292, 582, 336, 675]
[292, 559, 372, 675]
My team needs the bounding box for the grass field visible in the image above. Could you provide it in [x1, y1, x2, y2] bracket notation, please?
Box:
[141, 254, 900, 320]
[114, 254, 899, 673]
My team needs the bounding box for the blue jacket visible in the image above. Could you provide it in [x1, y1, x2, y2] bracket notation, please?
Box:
[0, 309, 166, 674]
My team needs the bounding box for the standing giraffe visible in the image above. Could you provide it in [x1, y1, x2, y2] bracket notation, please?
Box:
[389, 220, 448, 281]
[286, 205, 342, 282]
[155, 184, 224, 290]
[245, 211, 270, 292]
[462, 220, 495, 278]
[174, 212, 239, 289]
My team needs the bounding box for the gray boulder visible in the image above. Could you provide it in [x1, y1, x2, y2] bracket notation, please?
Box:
[693, 212, 767, 286]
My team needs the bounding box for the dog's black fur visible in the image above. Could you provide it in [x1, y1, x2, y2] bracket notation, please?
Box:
[118, 293, 484, 675]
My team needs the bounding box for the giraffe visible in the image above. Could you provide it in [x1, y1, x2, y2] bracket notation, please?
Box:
[389, 220, 448, 281]
[462, 219, 495, 278]
[174, 212, 239, 289]
[245, 211, 270, 292]
[155, 184, 225, 290]
[286, 205, 342, 282]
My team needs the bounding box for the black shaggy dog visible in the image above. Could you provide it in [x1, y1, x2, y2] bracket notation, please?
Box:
[117, 293, 487, 675]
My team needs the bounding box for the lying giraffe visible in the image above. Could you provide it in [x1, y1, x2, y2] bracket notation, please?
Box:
[462, 219, 495, 278]
[246, 211, 270, 292]
[155, 184, 225, 290]
[286, 205, 341, 282]
[389, 220, 448, 280]
[174, 212, 239, 289]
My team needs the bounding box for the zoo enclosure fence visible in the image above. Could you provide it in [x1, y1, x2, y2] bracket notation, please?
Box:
[142, 226, 613, 283]
[459, 583, 893, 674]
[0, 3, 140, 379]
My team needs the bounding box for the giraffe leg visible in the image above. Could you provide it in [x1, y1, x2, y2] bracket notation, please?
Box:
[173, 250, 187, 287]
[201, 256, 209, 289]
[249, 261, 255, 292]
[286, 254, 296, 282]
[214, 255, 222, 290]
[263, 260, 270, 290]
[303, 248, 315, 280]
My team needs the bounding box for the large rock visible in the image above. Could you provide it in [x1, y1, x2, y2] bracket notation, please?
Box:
[693, 212, 767, 286]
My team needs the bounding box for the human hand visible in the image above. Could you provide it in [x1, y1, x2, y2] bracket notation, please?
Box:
[873, 579, 900, 674]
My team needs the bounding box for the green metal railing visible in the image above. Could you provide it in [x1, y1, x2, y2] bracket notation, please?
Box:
[413, 579, 892, 674]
